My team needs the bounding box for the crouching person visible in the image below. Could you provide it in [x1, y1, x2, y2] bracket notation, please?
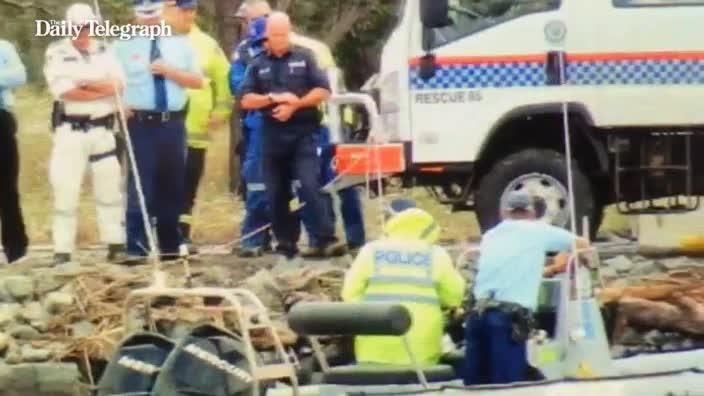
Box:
[341, 199, 465, 365]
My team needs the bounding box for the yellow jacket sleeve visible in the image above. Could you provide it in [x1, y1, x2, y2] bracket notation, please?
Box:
[432, 247, 466, 308]
[341, 245, 375, 302]
[206, 43, 233, 121]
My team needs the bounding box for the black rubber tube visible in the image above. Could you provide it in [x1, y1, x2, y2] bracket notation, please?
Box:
[287, 303, 412, 336]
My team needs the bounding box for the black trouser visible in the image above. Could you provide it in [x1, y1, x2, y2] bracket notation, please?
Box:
[180, 146, 206, 239]
[0, 109, 28, 262]
[263, 123, 337, 256]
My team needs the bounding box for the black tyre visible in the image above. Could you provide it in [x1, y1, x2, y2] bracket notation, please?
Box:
[475, 149, 601, 237]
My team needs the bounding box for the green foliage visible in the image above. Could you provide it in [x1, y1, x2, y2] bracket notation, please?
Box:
[0, 0, 401, 88]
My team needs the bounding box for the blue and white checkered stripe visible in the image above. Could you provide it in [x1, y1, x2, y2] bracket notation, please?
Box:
[410, 58, 704, 90]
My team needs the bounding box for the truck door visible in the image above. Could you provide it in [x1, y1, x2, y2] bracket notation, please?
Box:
[592, 0, 704, 127]
[408, 0, 565, 164]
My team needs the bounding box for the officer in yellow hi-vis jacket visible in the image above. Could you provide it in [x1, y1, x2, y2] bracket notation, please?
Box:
[341, 199, 465, 365]
[290, 32, 366, 257]
[164, 0, 233, 253]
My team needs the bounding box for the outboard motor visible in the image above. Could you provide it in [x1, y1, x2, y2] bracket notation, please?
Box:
[96, 332, 175, 396]
[151, 324, 261, 396]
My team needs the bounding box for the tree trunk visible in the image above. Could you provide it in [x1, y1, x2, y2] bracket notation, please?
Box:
[215, 0, 246, 193]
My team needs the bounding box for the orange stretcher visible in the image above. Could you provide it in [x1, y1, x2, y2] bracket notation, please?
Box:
[333, 143, 406, 175]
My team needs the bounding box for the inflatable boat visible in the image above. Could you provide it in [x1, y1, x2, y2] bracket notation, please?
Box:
[96, 254, 704, 396]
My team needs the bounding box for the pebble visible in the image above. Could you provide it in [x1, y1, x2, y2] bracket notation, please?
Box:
[604, 255, 636, 273]
[658, 257, 699, 271]
[9, 324, 41, 340]
[3, 276, 34, 300]
[21, 301, 45, 322]
[0, 304, 20, 328]
[69, 320, 94, 338]
[0, 332, 9, 352]
[629, 260, 659, 276]
[43, 292, 74, 315]
[20, 344, 52, 362]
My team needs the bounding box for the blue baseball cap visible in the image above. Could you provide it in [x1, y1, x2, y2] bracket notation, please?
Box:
[175, 0, 197, 9]
[134, 0, 164, 18]
[248, 16, 267, 43]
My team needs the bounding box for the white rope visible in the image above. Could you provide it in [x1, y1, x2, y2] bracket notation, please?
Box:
[557, 47, 584, 341]
[92, 1, 162, 272]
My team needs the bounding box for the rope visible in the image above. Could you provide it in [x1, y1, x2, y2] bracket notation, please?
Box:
[92, 1, 162, 275]
[557, 49, 584, 341]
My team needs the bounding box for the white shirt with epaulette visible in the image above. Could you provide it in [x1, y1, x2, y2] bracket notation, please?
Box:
[43, 38, 125, 119]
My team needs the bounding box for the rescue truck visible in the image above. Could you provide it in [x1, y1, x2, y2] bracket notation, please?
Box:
[336, 0, 704, 236]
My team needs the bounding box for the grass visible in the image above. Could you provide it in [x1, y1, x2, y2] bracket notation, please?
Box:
[13, 88, 628, 248]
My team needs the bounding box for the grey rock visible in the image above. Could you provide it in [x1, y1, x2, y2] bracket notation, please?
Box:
[0, 332, 10, 352]
[0, 363, 12, 389]
[599, 266, 618, 279]
[3, 276, 34, 300]
[9, 324, 41, 340]
[604, 255, 635, 273]
[21, 301, 45, 322]
[681, 338, 696, 349]
[606, 277, 641, 288]
[9, 362, 37, 389]
[658, 257, 699, 271]
[21, 344, 52, 362]
[661, 342, 680, 352]
[33, 273, 65, 295]
[628, 260, 659, 276]
[36, 362, 80, 395]
[0, 283, 13, 303]
[43, 292, 74, 315]
[54, 261, 82, 273]
[69, 320, 95, 338]
[0, 303, 20, 328]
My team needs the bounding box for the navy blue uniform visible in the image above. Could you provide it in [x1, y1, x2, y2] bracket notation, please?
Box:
[240, 46, 338, 256]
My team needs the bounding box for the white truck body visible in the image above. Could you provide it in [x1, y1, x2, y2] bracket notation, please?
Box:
[341, 0, 704, 234]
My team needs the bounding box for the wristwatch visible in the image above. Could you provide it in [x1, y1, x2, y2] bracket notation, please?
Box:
[267, 93, 274, 104]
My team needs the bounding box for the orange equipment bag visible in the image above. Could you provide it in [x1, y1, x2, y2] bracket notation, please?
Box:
[333, 143, 406, 176]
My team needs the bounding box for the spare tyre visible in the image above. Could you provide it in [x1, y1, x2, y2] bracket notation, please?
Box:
[475, 148, 601, 237]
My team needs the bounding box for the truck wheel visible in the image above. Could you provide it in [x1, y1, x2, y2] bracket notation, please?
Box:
[475, 149, 599, 236]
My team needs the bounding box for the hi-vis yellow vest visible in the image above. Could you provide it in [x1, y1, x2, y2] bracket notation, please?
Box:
[290, 33, 336, 126]
[185, 25, 233, 149]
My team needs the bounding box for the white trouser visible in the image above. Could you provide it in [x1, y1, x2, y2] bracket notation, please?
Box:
[49, 123, 125, 254]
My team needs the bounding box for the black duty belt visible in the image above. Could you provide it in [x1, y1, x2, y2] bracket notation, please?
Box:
[471, 298, 536, 342]
[131, 110, 185, 123]
[62, 113, 116, 132]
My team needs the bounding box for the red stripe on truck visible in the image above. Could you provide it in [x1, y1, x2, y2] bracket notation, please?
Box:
[408, 51, 704, 66]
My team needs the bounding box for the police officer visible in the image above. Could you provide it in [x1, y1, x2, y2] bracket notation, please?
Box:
[113, 0, 203, 261]
[464, 190, 589, 385]
[163, 0, 233, 255]
[231, 4, 272, 257]
[288, 31, 366, 257]
[43, 3, 127, 265]
[240, 12, 345, 259]
[0, 38, 28, 264]
[341, 198, 465, 365]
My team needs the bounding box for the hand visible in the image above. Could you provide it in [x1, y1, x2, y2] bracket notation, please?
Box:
[207, 115, 226, 131]
[271, 92, 300, 105]
[150, 60, 172, 77]
[272, 103, 297, 122]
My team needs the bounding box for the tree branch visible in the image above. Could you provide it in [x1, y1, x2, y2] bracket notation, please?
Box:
[323, 3, 369, 49]
[0, 0, 54, 15]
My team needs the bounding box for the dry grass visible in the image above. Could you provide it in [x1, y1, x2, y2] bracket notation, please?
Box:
[13, 88, 628, 247]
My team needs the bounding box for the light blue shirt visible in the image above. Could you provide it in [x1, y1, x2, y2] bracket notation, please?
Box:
[0, 39, 27, 110]
[113, 35, 200, 111]
[473, 219, 575, 311]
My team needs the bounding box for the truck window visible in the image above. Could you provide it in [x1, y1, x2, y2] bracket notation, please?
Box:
[614, 0, 704, 6]
[427, 0, 562, 48]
